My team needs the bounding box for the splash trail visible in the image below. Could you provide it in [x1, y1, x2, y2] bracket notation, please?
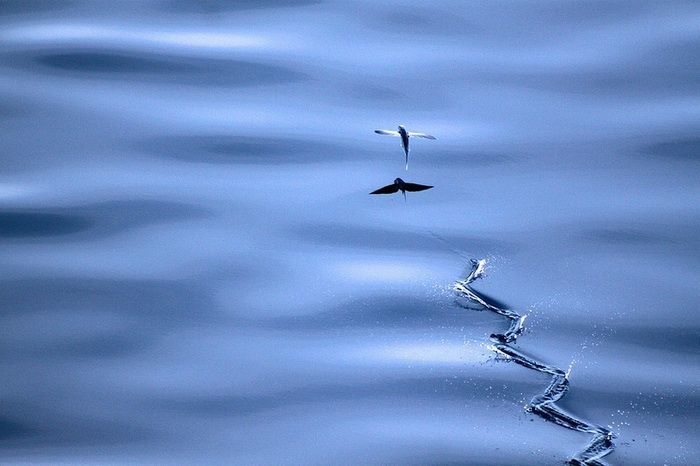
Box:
[454, 259, 615, 465]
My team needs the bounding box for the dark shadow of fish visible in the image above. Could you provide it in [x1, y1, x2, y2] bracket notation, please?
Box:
[370, 178, 433, 201]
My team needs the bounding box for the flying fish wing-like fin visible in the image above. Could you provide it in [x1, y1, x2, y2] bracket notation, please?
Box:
[370, 184, 399, 194]
[374, 130, 400, 137]
[408, 132, 436, 139]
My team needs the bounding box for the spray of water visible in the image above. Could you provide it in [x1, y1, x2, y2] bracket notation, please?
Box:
[454, 259, 615, 465]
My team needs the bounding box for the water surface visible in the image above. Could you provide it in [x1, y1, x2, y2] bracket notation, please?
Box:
[0, 1, 699, 464]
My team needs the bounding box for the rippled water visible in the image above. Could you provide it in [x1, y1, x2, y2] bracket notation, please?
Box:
[1, 1, 698, 464]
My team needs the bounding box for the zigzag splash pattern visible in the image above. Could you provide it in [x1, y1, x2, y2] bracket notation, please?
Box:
[454, 259, 615, 465]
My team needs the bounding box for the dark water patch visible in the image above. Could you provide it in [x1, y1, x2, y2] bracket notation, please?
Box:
[614, 326, 700, 355]
[0, 408, 154, 447]
[0, 0, 75, 16]
[0, 417, 35, 440]
[293, 223, 515, 255]
[580, 228, 672, 245]
[0, 276, 212, 324]
[533, 0, 651, 24]
[0, 212, 90, 238]
[476, 36, 700, 96]
[566, 64, 699, 96]
[77, 199, 209, 238]
[0, 320, 185, 362]
[0, 99, 27, 118]
[38, 333, 151, 359]
[483, 66, 700, 97]
[150, 374, 543, 418]
[551, 321, 700, 356]
[575, 219, 700, 257]
[159, 0, 321, 14]
[639, 38, 700, 92]
[0, 200, 208, 242]
[0, 276, 219, 365]
[400, 0, 655, 47]
[254, 295, 466, 330]
[36, 51, 196, 74]
[365, 6, 480, 38]
[9, 50, 306, 87]
[365, 1, 647, 42]
[138, 135, 353, 164]
[641, 138, 700, 161]
[561, 383, 700, 419]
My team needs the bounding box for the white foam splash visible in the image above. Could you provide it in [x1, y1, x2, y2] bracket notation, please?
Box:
[455, 259, 615, 465]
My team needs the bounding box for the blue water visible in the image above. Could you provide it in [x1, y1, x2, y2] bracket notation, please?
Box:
[1, 1, 698, 464]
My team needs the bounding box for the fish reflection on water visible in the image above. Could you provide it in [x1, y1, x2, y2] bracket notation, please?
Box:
[370, 178, 433, 200]
[0, 1, 699, 465]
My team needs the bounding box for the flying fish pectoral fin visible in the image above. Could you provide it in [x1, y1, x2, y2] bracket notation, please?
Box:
[374, 130, 400, 137]
[408, 132, 436, 140]
[370, 184, 399, 194]
[403, 183, 433, 192]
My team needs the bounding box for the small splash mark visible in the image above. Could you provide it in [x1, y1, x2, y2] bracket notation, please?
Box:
[454, 259, 615, 465]
[566, 360, 575, 379]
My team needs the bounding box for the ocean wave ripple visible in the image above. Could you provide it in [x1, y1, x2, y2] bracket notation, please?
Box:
[454, 259, 615, 466]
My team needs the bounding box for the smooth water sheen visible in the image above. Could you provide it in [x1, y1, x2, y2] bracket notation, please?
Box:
[1, 1, 699, 465]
